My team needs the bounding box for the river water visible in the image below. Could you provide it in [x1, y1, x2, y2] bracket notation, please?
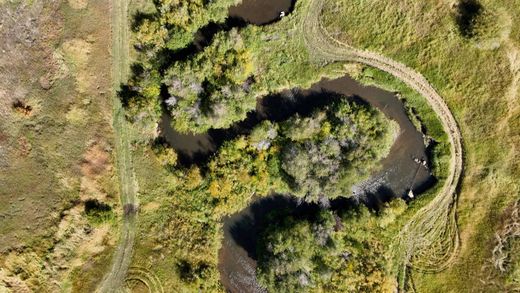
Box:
[214, 76, 434, 293]
[228, 0, 294, 25]
[160, 75, 435, 292]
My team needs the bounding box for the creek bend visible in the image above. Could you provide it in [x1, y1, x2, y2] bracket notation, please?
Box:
[157, 1, 436, 292]
[160, 75, 435, 293]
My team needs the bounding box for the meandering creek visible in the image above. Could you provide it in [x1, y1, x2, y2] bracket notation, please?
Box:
[161, 75, 435, 292]
[158, 1, 436, 292]
[161, 75, 434, 201]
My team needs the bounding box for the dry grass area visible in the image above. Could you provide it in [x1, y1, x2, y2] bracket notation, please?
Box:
[80, 142, 113, 202]
[478, 200, 520, 291]
[0, 0, 119, 291]
[492, 201, 520, 273]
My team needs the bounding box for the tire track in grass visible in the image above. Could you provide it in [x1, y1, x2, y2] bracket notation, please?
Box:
[123, 267, 165, 293]
[300, 0, 463, 289]
[97, 0, 138, 292]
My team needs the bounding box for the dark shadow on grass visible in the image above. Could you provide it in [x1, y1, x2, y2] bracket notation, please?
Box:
[455, 0, 482, 38]
[118, 84, 139, 108]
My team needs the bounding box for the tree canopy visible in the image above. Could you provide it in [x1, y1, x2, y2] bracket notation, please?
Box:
[164, 29, 256, 132]
[279, 100, 396, 201]
[256, 205, 403, 292]
[200, 98, 396, 203]
[135, 0, 240, 52]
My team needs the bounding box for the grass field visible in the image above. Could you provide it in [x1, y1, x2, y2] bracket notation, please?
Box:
[0, 0, 121, 291]
[319, 0, 520, 290]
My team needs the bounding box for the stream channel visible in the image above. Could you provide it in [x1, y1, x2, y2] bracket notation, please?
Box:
[158, 1, 436, 291]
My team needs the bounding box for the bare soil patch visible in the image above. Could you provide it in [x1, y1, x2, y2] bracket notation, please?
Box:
[81, 142, 110, 177]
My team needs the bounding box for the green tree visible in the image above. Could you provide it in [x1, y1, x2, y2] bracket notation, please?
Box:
[207, 135, 287, 217]
[279, 99, 396, 201]
[135, 0, 240, 52]
[257, 211, 340, 293]
[164, 29, 257, 132]
[152, 140, 178, 168]
[257, 206, 397, 293]
[120, 66, 163, 140]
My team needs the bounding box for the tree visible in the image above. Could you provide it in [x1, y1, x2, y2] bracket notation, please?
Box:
[206, 135, 287, 217]
[152, 140, 178, 168]
[256, 211, 339, 293]
[256, 206, 397, 293]
[164, 29, 257, 133]
[134, 0, 240, 52]
[278, 99, 396, 201]
[119, 65, 163, 140]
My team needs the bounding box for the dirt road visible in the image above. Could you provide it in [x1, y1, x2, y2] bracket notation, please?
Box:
[96, 0, 138, 292]
[301, 0, 463, 281]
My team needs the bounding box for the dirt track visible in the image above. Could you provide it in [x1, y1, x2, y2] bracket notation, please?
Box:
[301, 0, 463, 279]
[96, 0, 138, 292]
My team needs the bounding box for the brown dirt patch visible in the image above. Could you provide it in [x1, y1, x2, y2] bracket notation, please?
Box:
[16, 137, 32, 157]
[81, 142, 110, 177]
[0, 131, 8, 144]
[80, 141, 113, 202]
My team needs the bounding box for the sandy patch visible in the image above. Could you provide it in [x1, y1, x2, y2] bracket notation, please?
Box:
[80, 142, 112, 201]
[61, 38, 93, 93]
[49, 50, 70, 82]
[62, 38, 91, 68]
[76, 224, 112, 259]
[0, 88, 11, 118]
[66, 106, 88, 125]
[81, 142, 110, 177]
[68, 0, 88, 10]
[142, 201, 161, 212]
[2, 252, 46, 291]
[0, 268, 32, 293]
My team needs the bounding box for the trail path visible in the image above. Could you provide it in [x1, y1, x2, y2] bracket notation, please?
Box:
[97, 0, 138, 292]
[301, 0, 463, 285]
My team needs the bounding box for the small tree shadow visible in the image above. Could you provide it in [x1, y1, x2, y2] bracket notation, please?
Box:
[131, 11, 156, 32]
[455, 0, 483, 38]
